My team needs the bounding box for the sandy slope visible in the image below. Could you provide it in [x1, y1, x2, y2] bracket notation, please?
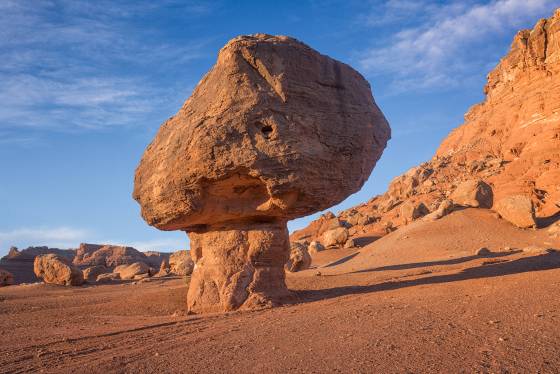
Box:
[1, 210, 559, 373]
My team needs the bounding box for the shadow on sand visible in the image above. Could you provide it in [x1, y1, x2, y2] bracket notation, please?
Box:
[352, 250, 523, 273]
[291, 250, 560, 304]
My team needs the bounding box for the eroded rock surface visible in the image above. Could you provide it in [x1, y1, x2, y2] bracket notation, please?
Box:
[292, 10, 560, 245]
[133, 34, 390, 313]
[0, 269, 14, 287]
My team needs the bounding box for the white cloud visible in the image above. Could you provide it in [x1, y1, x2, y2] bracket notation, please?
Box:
[0, 227, 90, 250]
[360, 0, 560, 92]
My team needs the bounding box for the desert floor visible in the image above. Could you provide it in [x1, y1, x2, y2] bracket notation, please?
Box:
[2, 209, 560, 373]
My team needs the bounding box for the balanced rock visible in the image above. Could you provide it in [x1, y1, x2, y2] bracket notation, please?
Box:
[133, 34, 390, 313]
[285, 242, 311, 272]
[113, 262, 150, 280]
[83, 265, 110, 283]
[169, 250, 194, 276]
[494, 195, 536, 228]
[0, 268, 14, 287]
[450, 180, 493, 208]
[34, 254, 84, 286]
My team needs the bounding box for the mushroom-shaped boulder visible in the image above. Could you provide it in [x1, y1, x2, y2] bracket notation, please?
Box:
[133, 34, 390, 313]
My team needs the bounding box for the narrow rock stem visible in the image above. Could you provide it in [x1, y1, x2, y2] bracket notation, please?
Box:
[186, 221, 291, 313]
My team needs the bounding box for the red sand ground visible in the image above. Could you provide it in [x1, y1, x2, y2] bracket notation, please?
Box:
[1, 209, 559, 373]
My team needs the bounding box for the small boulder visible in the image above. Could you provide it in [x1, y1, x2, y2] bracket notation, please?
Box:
[450, 180, 493, 208]
[0, 269, 14, 287]
[96, 273, 121, 283]
[399, 200, 429, 224]
[494, 195, 535, 228]
[113, 262, 150, 280]
[308, 241, 325, 254]
[322, 227, 349, 248]
[285, 242, 311, 272]
[475, 247, 491, 256]
[169, 250, 194, 276]
[83, 265, 110, 283]
[34, 254, 84, 286]
[344, 239, 355, 249]
[423, 199, 454, 221]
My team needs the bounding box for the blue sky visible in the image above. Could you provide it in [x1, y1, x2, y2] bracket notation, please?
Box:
[1, 0, 559, 256]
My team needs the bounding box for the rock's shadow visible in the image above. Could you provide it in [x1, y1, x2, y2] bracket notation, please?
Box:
[536, 211, 560, 228]
[352, 250, 522, 273]
[290, 251, 560, 305]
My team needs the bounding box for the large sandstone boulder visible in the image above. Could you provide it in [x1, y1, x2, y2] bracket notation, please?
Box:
[83, 265, 110, 283]
[34, 254, 84, 286]
[133, 34, 390, 313]
[494, 195, 536, 228]
[169, 250, 194, 276]
[113, 262, 150, 280]
[285, 242, 311, 272]
[322, 227, 349, 248]
[450, 180, 493, 208]
[0, 269, 14, 287]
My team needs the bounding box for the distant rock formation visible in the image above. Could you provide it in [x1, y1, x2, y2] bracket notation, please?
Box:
[133, 34, 390, 313]
[73, 243, 151, 268]
[293, 9, 560, 244]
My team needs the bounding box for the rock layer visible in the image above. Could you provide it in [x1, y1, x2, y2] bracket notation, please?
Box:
[293, 10, 560, 244]
[133, 34, 390, 313]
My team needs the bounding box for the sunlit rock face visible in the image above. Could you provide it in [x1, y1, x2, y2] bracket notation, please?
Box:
[133, 34, 390, 313]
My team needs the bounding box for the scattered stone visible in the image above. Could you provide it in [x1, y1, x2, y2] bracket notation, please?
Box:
[113, 262, 150, 280]
[475, 247, 491, 256]
[450, 180, 493, 208]
[322, 227, 349, 248]
[308, 241, 325, 254]
[0, 268, 14, 287]
[285, 242, 311, 272]
[33, 254, 84, 286]
[399, 200, 429, 224]
[82, 265, 110, 283]
[494, 195, 536, 228]
[96, 273, 121, 283]
[344, 238, 355, 249]
[423, 200, 454, 221]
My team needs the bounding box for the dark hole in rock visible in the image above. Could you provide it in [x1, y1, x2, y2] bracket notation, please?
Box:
[261, 125, 273, 139]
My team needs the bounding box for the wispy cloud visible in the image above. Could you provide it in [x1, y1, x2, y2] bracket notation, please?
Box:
[359, 0, 560, 92]
[0, 226, 90, 250]
[0, 0, 212, 137]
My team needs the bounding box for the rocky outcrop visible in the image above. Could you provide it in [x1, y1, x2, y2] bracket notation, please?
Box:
[73, 243, 150, 268]
[285, 242, 311, 272]
[322, 227, 349, 248]
[34, 254, 84, 286]
[293, 10, 560, 244]
[0, 269, 14, 287]
[133, 34, 390, 313]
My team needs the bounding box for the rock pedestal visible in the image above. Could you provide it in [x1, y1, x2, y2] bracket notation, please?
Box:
[187, 221, 290, 313]
[133, 34, 390, 313]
